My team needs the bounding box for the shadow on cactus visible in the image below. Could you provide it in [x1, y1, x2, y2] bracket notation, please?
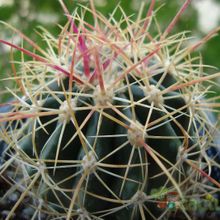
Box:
[1, 0, 220, 219]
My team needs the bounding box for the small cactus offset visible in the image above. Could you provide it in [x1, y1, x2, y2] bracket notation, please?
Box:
[1, 0, 220, 219]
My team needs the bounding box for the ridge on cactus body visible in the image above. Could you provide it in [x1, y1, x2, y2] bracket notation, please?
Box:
[1, 0, 220, 219]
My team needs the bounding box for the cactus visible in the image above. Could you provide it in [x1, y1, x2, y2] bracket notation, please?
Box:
[1, 1, 220, 219]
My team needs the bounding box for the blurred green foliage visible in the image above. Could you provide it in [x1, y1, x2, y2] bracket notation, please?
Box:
[0, 0, 220, 101]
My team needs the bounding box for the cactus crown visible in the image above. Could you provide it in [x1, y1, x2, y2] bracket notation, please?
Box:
[1, 1, 220, 220]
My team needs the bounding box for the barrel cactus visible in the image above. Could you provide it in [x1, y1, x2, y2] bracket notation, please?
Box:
[1, 0, 220, 219]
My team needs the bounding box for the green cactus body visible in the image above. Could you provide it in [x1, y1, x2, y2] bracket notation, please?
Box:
[13, 54, 196, 219]
[0, 1, 220, 220]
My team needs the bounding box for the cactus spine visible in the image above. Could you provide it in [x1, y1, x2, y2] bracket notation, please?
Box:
[0, 1, 220, 219]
